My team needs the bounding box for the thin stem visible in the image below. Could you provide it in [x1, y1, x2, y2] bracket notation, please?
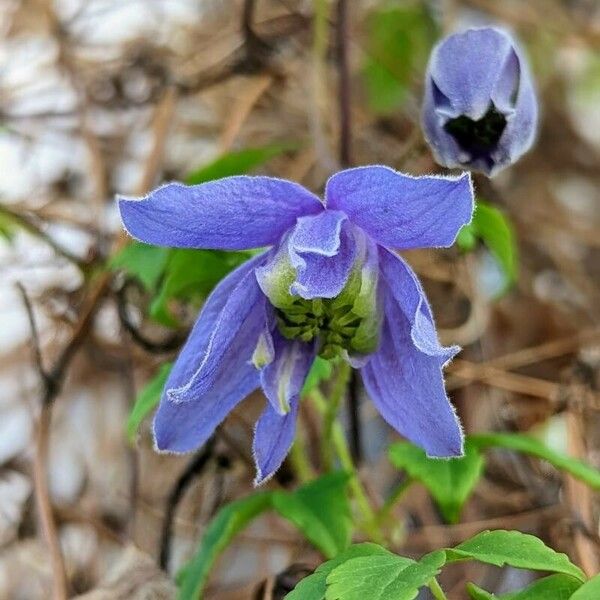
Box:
[376, 478, 413, 525]
[311, 389, 383, 543]
[289, 436, 315, 484]
[429, 578, 449, 600]
[321, 361, 351, 470]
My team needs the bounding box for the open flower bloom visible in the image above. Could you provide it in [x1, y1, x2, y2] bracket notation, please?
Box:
[422, 27, 538, 176]
[119, 166, 474, 483]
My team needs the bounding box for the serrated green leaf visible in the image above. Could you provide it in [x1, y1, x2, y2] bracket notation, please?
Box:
[325, 550, 445, 600]
[126, 363, 172, 444]
[176, 492, 273, 600]
[185, 143, 296, 185]
[273, 472, 352, 558]
[458, 200, 518, 291]
[362, 6, 437, 113]
[468, 574, 582, 600]
[446, 530, 585, 581]
[109, 241, 170, 291]
[285, 543, 391, 600]
[389, 439, 484, 523]
[569, 573, 600, 599]
[469, 432, 600, 490]
[302, 357, 334, 394]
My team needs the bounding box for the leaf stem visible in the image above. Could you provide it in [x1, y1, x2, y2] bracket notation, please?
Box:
[376, 477, 413, 525]
[429, 578, 449, 600]
[321, 361, 351, 470]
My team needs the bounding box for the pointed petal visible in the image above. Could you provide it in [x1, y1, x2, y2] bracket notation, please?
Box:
[253, 398, 299, 485]
[153, 296, 265, 453]
[326, 166, 473, 249]
[288, 210, 356, 299]
[378, 248, 458, 364]
[160, 253, 266, 396]
[167, 254, 267, 402]
[361, 250, 462, 457]
[119, 177, 322, 250]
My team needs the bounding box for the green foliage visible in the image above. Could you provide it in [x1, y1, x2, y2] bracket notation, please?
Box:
[126, 363, 172, 444]
[148, 249, 249, 326]
[570, 573, 600, 599]
[178, 473, 352, 599]
[362, 4, 437, 113]
[272, 472, 352, 558]
[110, 242, 170, 290]
[0, 210, 17, 242]
[446, 530, 585, 581]
[184, 143, 296, 185]
[388, 439, 484, 523]
[388, 433, 600, 525]
[285, 544, 391, 600]
[457, 199, 518, 291]
[470, 432, 600, 490]
[468, 574, 583, 600]
[325, 551, 445, 600]
[176, 492, 273, 600]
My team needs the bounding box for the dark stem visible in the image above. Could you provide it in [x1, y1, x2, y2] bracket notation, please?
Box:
[335, 0, 362, 463]
[158, 437, 216, 571]
[336, 0, 351, 167]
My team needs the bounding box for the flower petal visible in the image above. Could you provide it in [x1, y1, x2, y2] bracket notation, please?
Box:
[166, 254, 267, 403]
[153, 295, 265, 453]
[378, 247, 458, 364]
[253, 399, 299, 486]
[361, 251, 463, 457]
[326, 166, 473, 249]
[260, 328, 315, 415]
[160, 253, 266, 396]
[288, 210, 356, 299]
[119, 177, 322, 250]
[428, 27, 516, 120]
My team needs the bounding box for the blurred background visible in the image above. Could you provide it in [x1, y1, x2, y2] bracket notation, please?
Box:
[0, 0, 599, 598]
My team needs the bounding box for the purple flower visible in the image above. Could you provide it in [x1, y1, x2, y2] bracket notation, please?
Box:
[118, 166, 474, 483]
[422, 27, 538, 176]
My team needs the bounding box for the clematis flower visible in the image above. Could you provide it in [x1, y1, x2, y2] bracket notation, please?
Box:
[119, 166, 474, 483]
[422, 27, 538, 176]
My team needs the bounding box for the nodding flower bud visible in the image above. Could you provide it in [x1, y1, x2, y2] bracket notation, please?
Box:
[422, 27, 538, 177]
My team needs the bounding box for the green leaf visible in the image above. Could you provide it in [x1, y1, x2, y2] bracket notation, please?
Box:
[467, 574, 582, 600]
[388, 439, 484, 523]
[362, 6, 437, 113]
[126, 363, 172, 444]
[176, 492, 273, 600]
[458, 200, 518, 291]
[273, 472, 352, 559]
[469, 432, 600, 490]
[325, 550, 445, 600]
[302, 357, 334, 394]
[0, 210, 17, 242]
[109, 242, 170, 291]
[446, 530, 585, 581]
[185, 143, 296, 185]
[285, 543, 391, 600]
[149, 249, 249, 326]
[570, 573, 600, 599]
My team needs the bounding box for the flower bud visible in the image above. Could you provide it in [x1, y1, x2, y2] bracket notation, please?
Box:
[422, 27, 538, 176]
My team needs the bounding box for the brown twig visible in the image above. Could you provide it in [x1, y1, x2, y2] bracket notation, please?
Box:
[16, 283, 68, 600]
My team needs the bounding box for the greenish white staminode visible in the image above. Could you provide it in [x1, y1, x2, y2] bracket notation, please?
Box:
[257, 232, 381, 360]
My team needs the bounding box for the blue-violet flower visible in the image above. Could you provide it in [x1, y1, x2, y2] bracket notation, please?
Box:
[422, 27, 538, 176]
[119, 166, 474, 483]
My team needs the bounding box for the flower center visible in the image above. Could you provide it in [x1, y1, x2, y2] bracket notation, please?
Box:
[444, 103, 506, 157]
[275, 297, 365, 360]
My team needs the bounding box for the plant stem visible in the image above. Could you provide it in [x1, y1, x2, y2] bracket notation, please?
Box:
[321, 361, 351, 470]
[289, 435, 315, 484]
[377, 478, 413, 525]
[311, 388, 384, 543]
[429, 578, 449, 600]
